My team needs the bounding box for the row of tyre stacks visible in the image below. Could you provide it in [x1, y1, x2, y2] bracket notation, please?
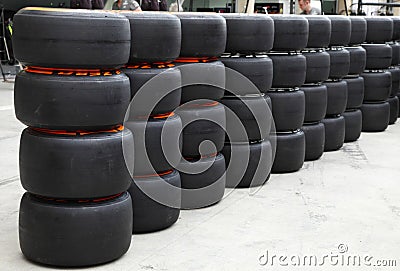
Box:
[12, 7, 400, 267]
[13, 9, 134, 267]
[361, 17, 399, 132]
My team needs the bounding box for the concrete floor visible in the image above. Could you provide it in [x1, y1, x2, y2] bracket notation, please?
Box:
[1, 79, 400, 271]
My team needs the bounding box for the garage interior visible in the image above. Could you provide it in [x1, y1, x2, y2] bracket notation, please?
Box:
[0, 0, 400, 270]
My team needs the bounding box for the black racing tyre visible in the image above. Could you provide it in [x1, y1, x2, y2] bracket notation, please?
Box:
[301, 85, 328, 123]
[20, 128, 133, 199]
[302, 51, 330, 84]
[123, 66, 181, 117]
[390, 42, 400, 66]
[175, 13, 226, 57]
[15, 70, 130, 130]
[302, 123, 325, 161]
[19, 192, 132, 267]
[221, 56, 273, 95]
[344, 76, 364, 109]
[125, 114, 182, 175]
[349, 17, 367, 45]
[361, 102, 390, 132]
[361, 71, 391, 102]
[392, 17, 400, 41]
[269, 15, 308, 51]
[269, 54, 306, 88]
[179, 153, 226, 209]
[343, 109, 362, 142]
[177, 102, 226, 157]
[398, 93, 400, 117]
[346, 46, 366, 75]
[175, 61, 225, 103]
[13, 8, 130, 68]
[388, 96, 399, 125]
[221, 14, 274, 54]
[327, 16, 351, 46]
[324, 80, 348, 116]
[129, 170, 181, 233]
[222, 140, 272, 188]
[321, 115, 345, 152]
[267, 90, 305, 131]
[304, 16, 331, 48]
[272, 130, 305, 173]
[326, 48, 350, 79]
[365, 17, 394, 43]
[388, 67, 400, 97]
[221, 96, 272, 142]
[362, 44, 392, 70]
[122, 12, 181, 63]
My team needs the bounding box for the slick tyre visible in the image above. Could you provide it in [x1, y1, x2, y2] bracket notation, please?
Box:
[272, 130, 305, 173]
[15, 71, 130, 130]
[128, 170, 181, 233]
[13, 8, 130, 68]
[302, 123, 325, 161]
[19, 192, 132, 267]
[19, 128, 133, 199]
[321, 116, 346, 152]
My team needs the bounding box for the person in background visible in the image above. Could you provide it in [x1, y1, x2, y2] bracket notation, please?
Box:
[140, 0, 168, 11]
[298, 0, 321, 15]
[112, 0, 142, 10]
[70, 0, 105, 9]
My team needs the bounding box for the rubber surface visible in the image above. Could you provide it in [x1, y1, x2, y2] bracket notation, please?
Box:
[361, 102, 390, 132]
[349, 17, 367, 45]
[302, 123, 325, 161]
[123, 66, 182, 117]
[222, 96, 272, 142]
[177, 102, 226, 157]
[222, 140, 272, 188]
[303, 51, 330, 83]
[122, 12, 181, 63]
[361, 71, 391, 102]
[270, 15, 308, 51]
[388, 96, 399, 125]
[19, 128, 133, 199]
[125, 115, 182, 175]
[129, 171, 181, 233]
[269, 54, 306, 88]
[15, 71, 130, 130]
[362, 44, 392, 70]
[301, 84, 328, 123]
[390, 42, 400, 66]
[304, 16, 331, 48]
[326, 48, 350, 79]
[176, 61, 225, 103]
[19, 192, 132, 267]
[388, 67, 400, 97]
[267, 90, 305, 132]
[343, 109, 362, 142]
[221, 56, 273, 95]
[13, 8, 130, 68]
[324, 80, 348, 116]
[321, 116, 345, 152]
[327, 16, 351, 46]
[346, 46, 366, 76]
[365, 17, 394, 43]
[272, 130, 305, 173]
[344, 76, 364, 109]
[175, 13, 226, 57]
[221, 14, 274, 54]
[179, 153, 226, 209]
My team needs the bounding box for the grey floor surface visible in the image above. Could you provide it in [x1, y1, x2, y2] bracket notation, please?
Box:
[1, 79, 399, 271]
